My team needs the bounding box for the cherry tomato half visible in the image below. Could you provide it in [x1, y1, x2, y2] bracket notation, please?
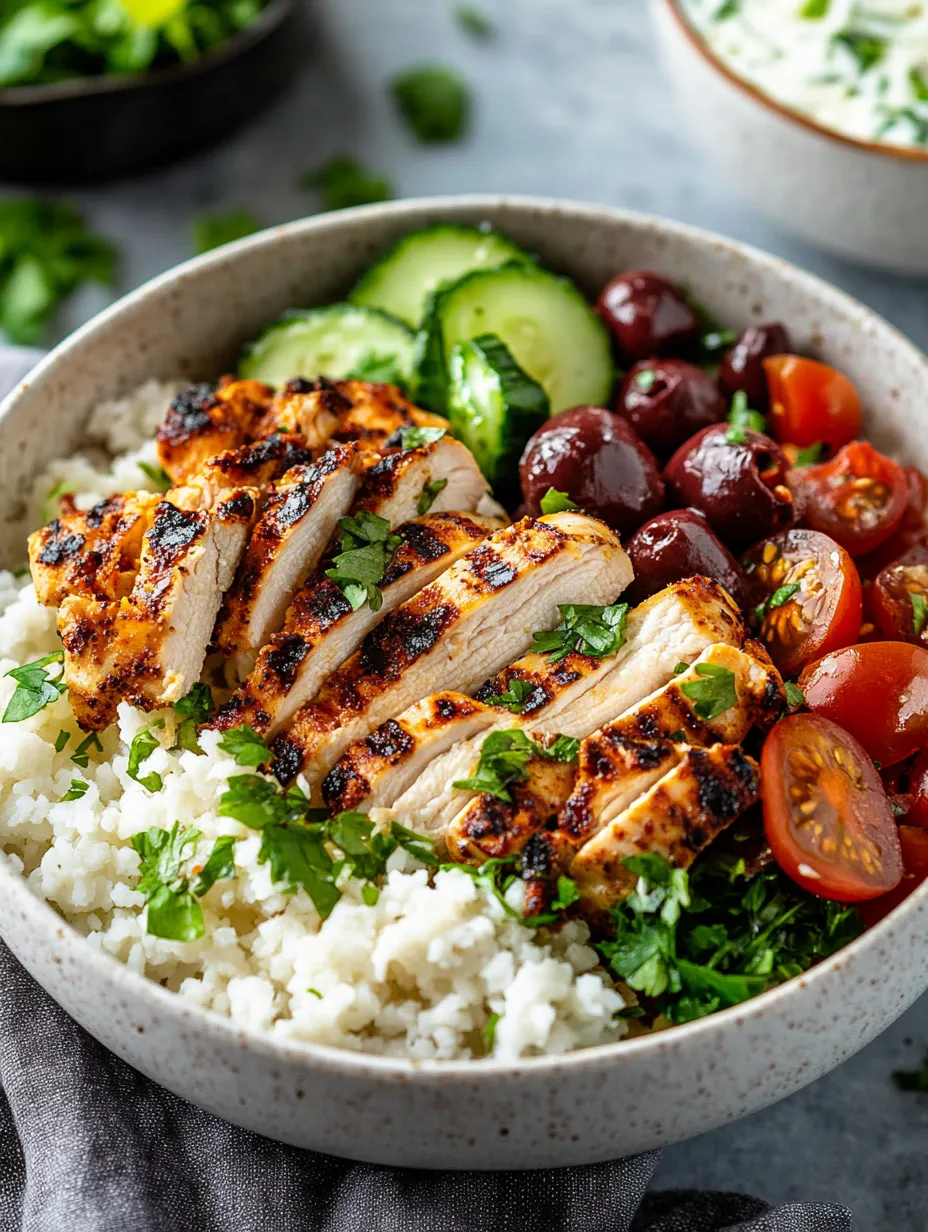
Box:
[799, 641, 928, 767]
[792, 441, 908, 556]
[764, 355, 862, 452]
[761, 713, 903, 902]
[855, 467, 928, 581]
[871, 543, 928, 647]
[857, 826, 928, 927]
[906, 751, 928, 829]
[742, 529, 862, 677]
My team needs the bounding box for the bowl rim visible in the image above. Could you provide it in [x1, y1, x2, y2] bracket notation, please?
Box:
[0, 0, 293, 107]
[2, 193, 927, 1082]
[659, 0, 928, 167]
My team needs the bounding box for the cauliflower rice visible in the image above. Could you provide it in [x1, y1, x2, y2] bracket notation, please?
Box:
[0, 381, 627, 1061]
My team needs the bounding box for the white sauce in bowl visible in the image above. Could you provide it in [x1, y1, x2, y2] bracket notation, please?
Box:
[679, 0, 928, 149]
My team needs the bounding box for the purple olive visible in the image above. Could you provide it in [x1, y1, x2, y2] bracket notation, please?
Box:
[596, 271, 700, 364]
[519, 405, 665, 535]
[718, 323, 791, 413]
[624, 508, 752, 609]
[615, 359, 727, 459]
[663, 423, 796, 551]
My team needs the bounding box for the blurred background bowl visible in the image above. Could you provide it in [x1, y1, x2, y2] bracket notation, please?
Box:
[0, 0, 306, 185]
[651, 0, 928, 275]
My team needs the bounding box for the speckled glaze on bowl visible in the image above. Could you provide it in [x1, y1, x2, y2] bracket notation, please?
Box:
[1, 197, 926, 1170]
[652, 0, 928, 275]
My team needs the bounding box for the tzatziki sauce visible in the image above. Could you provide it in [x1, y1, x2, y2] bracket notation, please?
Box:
[679, 0, 928, 150]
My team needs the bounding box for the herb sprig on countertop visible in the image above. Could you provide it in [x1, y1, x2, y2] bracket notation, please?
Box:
[300, 157, 394, 211]
[391, 64, 470, 143]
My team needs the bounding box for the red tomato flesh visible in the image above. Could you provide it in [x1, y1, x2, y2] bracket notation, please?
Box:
[792, 441, 908, 556]
[764, 355, 862, 451]
[799, 641, 928, 767]
[906, 751, 928, 829]
[871, 543, 928, 647]
[761, 713, 903, 901]
[857, 826, 928, 927]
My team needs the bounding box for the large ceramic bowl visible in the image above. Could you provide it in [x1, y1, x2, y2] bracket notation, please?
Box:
[651, 0, 928, 275]
[0, 197, 926, 1170]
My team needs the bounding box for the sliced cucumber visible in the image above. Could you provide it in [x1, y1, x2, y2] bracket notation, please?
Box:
[448, 334, 549, 494]
[350, 223, 532, 328]
[238, 304, 415, 388]
[430, 264, 614, 415]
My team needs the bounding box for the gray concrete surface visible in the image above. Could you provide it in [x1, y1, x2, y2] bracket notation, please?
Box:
[9, 1, 928, 1224]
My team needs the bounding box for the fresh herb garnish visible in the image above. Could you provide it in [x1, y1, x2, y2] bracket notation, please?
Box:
[597, 851, 860, 1023]
[391, 64, 470, 143]
[911, 67, 928, 103]
[799, 0, 830, 17]
[482, 678, 534, 714]
[794, 442, 825, 467]
[702, 328, 737, 354]
[550, 875, 580, 913]
[759, 583, 801, 620]
[452, 728, 577, 802]
[2, 650, 66, 722]
[727, 389, 766, 434]
[893, 1055, 928, 1093]
[531, 603, 628, 663]
[673, 661, 689, 676]
[390, 820, 440, 868]
[131, 823, 235, 943]
[300, 156, 393, 211]
[71, 731, 102, 768]
[325, 511, 403, 612]
[307, 987, 323, 999]
[712, 0, 740, 17]
[482, 1010, 500, 1050]
[784, 681, 806, 709]
[173, 682, 213, 753]
[634, 368, 657, 391]
[54, 729, 70, 753]
[418, 478, 448, 515]
[442, 856, 564, 929]
[911, 592, 927, 638]
[831, 29, 886, 74]
[61, 779, 88, 802]
[127, 728, 163, 793]
[539, 487, 579, 515]
[137, 461, 172, 492]
[193, 210, 260, 256]
[679, 662, 738, 721]
[396, 425, 447, 450]
[726, 426, 747, 445]
[456, 5, 494, 37]
[217, 724, 269, 768]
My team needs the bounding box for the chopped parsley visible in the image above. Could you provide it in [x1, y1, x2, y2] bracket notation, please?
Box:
[799, 0, 830, 17]
[702, 328, 737, 353]
[727, 389, 766, 434]
[395, 425, 447, 450]
[794, 442, 825, 467]
[61, 779, 88, 802]
[894, 1054, 928, 1093]
[597, 851, 860, 1023]
[911, 592, 927, 638]
[325, 511, 403, 612]
[550, 875, 581, 912]
[131, 823, 236, 943]
[391, 64, 470, 143]
[71, 731, 102, 768]
[136, 461, 172, 492]
[726, 426, 747, 445]
[2, 650, 66, 722]
[712, 0, 740, 18]
[539, 487, 579, 515]
[127, 727, 163, 793]
[217, 724, 269, 768]
[633, 368, 657, 391]
[54, 729, 70, 753]
[482, 677, 534, 714]
[911, 67, 928, 104]
[784, 681, 806, 709]
[679, 662, 738, 721]
[482, 1011, 500, 1051]
[673, 661, 689, 676]
[193, 210, 261, 255]
[418, 477, 448, 514]
[531, 602, 628, 663]
[452, 728, 577, 803]
[756, 583, 801, 624]
[831, 30, 886, 75]
[456, 5, 494, 37]
[173, 682, 214, 753]
[441, 856, 562, 928]
[300, 156, 393, 211]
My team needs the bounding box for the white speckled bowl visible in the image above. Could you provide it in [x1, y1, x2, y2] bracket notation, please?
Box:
[652, 0, 928, 275]
[1, 197, 926, 1169]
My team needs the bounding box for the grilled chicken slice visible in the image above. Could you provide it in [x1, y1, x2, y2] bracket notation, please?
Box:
[29, 491, 161, 606]
[270, 513, 633, 789]
[259, 378, 448, 449]
[213, 444, 365, 660]
[60, 484, 259, 728]
[568, 744, 760, 922]
[196, 433, 314, 494]
[325, 577, 747, 818]
[350, 435, 487, 525]
[215, 513, 502, 737]
[156, 379, 273, 484]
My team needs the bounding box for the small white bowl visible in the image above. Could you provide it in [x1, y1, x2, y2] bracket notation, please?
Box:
[652, 0, 928, 275]
[1, 197, 927, 1168]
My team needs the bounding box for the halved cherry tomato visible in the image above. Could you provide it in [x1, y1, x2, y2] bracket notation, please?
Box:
[742, 529, 861, 676]
[906, 751, 928, 829]
[763, 355, 862, 451]
[857, 826, 928, 927]
[792, 441, 908, 556]
[799, 641, 928, 767]
[761, 713, 903, 901]
[855, 466, 928, 581]
[871, 543, 928, 646]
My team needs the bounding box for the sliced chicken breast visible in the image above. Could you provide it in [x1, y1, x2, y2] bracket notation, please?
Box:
[214, 513, 501, 737]
[270, 512, 632, 789]
[350, 435, 488, 526]
[261, 378, 448, 449]
[568, 744, 760, 922]
[156, 378, 273, 484]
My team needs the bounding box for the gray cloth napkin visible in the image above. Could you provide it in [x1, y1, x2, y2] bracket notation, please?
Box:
[0, 346, 853, 1232]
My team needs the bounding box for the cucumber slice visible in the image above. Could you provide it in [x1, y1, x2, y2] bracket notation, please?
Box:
[447, 333, 549, 493]
[350, 223, 532, 328]
[239, 304, 415, 388]
[432, 264, 614, 415]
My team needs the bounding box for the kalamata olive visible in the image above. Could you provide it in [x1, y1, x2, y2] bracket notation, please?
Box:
[596, 270, 700, 364]
[663, 423, 796, 550]
[519, 405, 665, 535]
[615, 359, 727, 459]
[718, 323, 790, 412]
[624, 508, 752, 609]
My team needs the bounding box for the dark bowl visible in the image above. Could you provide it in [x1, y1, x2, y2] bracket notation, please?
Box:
[0, 0, 306, 184]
